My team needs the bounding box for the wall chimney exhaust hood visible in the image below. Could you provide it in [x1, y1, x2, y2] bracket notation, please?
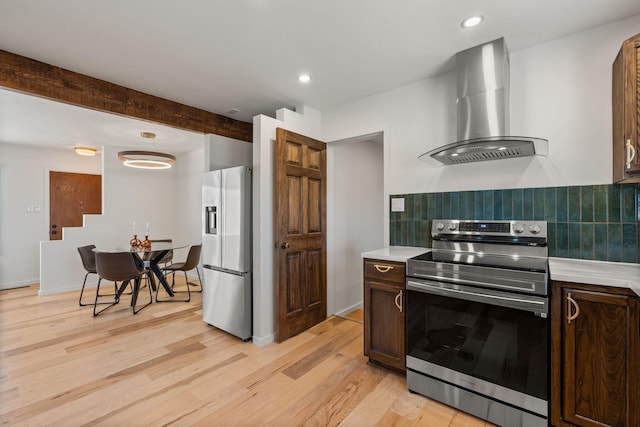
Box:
[419, 38, 548, 166]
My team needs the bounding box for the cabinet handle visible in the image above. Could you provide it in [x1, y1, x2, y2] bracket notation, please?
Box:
[394, 289, 403, 313]
[374, 264, 394, 273]
[566, 292, 580, 324]
[626, 139, 636, 169]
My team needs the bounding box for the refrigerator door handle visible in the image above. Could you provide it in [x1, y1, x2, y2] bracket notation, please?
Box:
[203, 264, 248, 277]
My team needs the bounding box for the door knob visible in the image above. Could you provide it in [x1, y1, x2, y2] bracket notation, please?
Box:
[51, 224, 57, 228]
[280, 242, 290, 249]
[51, 230, 57, 235]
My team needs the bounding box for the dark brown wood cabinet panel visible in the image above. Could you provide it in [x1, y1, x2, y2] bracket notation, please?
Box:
[612, 32, 640, 183]
[364, 258, 405, 372]
[364, 259, 405, 284]
[551, 281, 639, 427]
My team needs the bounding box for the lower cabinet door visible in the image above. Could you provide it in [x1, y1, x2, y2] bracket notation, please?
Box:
[560, 287, 639, 427]
[364, 279, 405, 371]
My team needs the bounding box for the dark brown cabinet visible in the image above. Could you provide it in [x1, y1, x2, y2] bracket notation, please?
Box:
[551, 281, 640, 427]
[612, 32, 640, 183]
[363, 258, 405, 372]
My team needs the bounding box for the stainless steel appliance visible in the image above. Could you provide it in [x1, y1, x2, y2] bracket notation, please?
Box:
[406, 219, 549, 427]
[202, 166, 252, 341]
[419, 38, 548, 165]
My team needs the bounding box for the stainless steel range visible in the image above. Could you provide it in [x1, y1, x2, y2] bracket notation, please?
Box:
[406, 219, 549, 427]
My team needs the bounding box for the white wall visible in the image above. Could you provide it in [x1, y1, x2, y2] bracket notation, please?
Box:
[0, 143, 101, 289]
[38, 144, 204, 295]
[326, 135, 384, 317]
[252, 105, 322, 346]
[174, 146, 206, 260]
[322, 15, 640, 207]
[205, 134, 252, 170]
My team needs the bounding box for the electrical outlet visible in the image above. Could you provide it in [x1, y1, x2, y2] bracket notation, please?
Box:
[391, 198, 405, 212]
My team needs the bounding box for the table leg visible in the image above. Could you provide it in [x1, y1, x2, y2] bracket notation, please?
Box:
[131, 277, 139, 308]
[149, 257, 174, 297]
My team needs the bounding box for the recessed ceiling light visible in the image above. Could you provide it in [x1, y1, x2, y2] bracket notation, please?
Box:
[298, 74, 311, 83]
[461, 15, 484, 28]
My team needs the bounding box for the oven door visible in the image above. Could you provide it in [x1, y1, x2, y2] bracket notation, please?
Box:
[406, 278, 549, 417]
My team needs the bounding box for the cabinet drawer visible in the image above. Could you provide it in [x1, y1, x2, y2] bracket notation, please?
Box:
[364, 259, 405, 284]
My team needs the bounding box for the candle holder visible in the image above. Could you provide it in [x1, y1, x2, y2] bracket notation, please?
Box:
[141, 235, 152, 251]
[130, 234, 142, 250]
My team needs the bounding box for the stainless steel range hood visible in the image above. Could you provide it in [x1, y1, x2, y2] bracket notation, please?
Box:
[419, 38, 548, 166]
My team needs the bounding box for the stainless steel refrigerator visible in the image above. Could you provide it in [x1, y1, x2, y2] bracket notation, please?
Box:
[202, 166, 252, 340]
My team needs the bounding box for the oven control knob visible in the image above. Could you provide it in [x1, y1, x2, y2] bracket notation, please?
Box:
[436, 222, 445, 231]
[448, 223, 457, 231]
[529, 224, 541, 234]
[513, 224, 525, 233]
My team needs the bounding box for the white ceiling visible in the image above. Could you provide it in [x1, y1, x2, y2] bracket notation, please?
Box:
[1, 0, 639, 153]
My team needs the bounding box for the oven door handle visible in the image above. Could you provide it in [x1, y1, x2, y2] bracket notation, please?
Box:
[407, 279, 548, 317]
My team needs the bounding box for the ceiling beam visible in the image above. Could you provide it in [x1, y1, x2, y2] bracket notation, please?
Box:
[0, 49, 253, 142]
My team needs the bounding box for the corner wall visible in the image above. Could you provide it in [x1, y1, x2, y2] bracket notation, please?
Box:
[322, 15, 640, 239]
[252, 106, 322, 346]
[0, 143, 101, 289]
[39, 145, 204, 295]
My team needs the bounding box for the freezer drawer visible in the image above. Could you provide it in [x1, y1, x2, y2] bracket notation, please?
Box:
[202, 267, 252, 341]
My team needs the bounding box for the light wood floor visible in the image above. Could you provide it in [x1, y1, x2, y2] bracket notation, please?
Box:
[0, 280, 494, 426]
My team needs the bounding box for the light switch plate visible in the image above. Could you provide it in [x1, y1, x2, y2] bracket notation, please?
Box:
[391, 198, 405, 212]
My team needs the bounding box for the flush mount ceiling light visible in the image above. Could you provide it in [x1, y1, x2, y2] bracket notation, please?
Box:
[117, 131, 176, 169]
[461, 15, 484, 28]
[74, 147, 97, 156]
[298, 74, 311, 83]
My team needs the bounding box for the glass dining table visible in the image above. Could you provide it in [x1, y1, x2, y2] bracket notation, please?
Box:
[93, 242, 188, 306]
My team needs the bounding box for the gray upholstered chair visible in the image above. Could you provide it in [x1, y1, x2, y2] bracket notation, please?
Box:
[94, 252, 152, 315]
[77, 244, 117, 307]
[158, 244, 202, 302]
[148, 238, 173, 268]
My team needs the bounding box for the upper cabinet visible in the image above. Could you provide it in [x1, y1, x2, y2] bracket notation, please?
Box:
[613, 32, 640, 183]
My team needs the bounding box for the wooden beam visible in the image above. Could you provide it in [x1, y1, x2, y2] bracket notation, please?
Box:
[0, 49, 253, 142]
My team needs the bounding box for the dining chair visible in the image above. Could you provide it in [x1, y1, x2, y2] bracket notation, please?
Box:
[157, 244, 202, 303]
[77, 244, 99, 306]
[94, 252, 152, 315]
[77, 244, 126, 307]
[149, 238, 173, 268]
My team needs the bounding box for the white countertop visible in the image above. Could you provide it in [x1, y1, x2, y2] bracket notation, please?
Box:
[361, 246, 430, 263]
[549, 257, 640, 295]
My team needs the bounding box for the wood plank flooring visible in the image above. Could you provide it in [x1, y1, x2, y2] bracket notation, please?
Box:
[0, 281, 494, 426]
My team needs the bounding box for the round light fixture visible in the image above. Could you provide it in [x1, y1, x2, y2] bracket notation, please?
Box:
[298, 74, 311, 83]
[461, 15, 484, 28]
[75, 147, 97, 156]
[117, 150, 176, 169]
[140, 131, 157, 139]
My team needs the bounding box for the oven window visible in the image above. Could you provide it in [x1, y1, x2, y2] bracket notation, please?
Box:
[407, 289, 548, 400]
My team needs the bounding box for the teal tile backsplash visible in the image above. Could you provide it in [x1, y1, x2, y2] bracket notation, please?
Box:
[390, 183, 640, 263]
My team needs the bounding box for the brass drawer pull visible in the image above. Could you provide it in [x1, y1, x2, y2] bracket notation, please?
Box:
[567, 292, 580, 324]
[395, 289, 403, 313]
[626, 139, 636, 169]
[374, 264, 394, 273]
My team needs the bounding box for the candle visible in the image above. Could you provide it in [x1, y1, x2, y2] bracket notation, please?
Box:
[132, 221, 136, 234]
[145, 222, 150, 234]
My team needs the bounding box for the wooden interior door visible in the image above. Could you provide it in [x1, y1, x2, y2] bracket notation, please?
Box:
[274, 128, 327, 342]
[49, 171, 102, 240]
